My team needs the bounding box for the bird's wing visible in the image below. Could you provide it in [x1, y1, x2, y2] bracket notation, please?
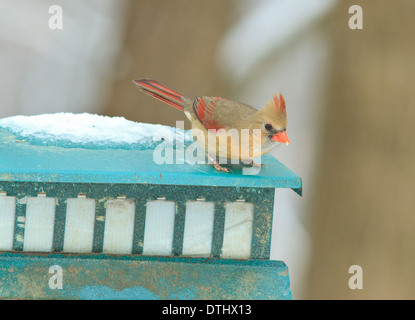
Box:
[192, 96, 257, 131]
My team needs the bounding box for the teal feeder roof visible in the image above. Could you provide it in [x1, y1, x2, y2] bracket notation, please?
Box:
[0, 126, 302, 195]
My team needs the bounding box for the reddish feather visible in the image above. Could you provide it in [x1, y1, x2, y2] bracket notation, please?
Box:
[194, 97, 222, 130]
[273, 93, 286, 112]
[145, 80, 183, 101]
[135, 79, 184, 111]
[145, 91, 184, 111]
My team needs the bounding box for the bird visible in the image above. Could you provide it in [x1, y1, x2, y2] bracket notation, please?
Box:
[133, 79, 289, 173]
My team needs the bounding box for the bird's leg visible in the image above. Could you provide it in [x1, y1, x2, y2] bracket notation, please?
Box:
[242, 159, 266, 168]
[207, 154, 232, 173]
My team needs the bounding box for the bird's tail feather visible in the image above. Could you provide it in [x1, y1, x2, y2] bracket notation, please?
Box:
[133, 79, 185, 111]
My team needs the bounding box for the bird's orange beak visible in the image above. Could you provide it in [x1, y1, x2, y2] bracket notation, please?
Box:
[272, 131, 289, 145]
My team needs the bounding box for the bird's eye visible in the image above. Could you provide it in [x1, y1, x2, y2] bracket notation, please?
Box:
[265, 123, 273, 131]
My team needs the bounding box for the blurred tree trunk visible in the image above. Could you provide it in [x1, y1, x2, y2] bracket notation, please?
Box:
[102, 0, 231, 129]
[307, 1, 415, 299]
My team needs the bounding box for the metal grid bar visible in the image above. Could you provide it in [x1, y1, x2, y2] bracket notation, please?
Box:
[0, 182, 275, 259]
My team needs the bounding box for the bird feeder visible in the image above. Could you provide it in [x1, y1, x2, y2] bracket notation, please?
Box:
[0, 114, 302, 300]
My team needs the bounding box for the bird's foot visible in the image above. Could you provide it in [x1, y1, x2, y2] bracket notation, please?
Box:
[242, 159, 266, 168]
[208, 154, 233, 173]
[212, 162, 233, 173]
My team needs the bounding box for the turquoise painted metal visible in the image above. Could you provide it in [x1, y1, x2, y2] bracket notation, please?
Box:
[2, 181, 276, 258]
[0, 126, 302, 300]
[0, 128, 302, 194]
[0, 253, 291, 300]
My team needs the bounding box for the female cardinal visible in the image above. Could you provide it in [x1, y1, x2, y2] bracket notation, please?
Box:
[133, 79, 289, 173]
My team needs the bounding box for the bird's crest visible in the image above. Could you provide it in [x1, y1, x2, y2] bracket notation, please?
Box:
[272, 93, 286, 112]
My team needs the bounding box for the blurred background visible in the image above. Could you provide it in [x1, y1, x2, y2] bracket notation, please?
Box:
[1, 0, 414, 299]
